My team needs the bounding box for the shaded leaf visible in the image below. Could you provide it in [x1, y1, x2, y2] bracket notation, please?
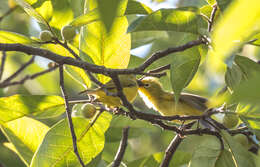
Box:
[216, 0, 232, 12]
[30, 112, 112, 167]
[221, 131, 255, 167]
[189, 136, 221, 167]
[170, 47, 201, 102]
[225, 64, 242, 90]
[1, 117, 49, 166]
[128, 7, 207, 34]
[0, 95, 65, 122]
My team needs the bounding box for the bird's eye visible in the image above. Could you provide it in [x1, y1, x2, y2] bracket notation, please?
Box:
[144, 83, 150, 88]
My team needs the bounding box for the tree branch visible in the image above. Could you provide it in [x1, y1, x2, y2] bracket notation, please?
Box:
[0, 64, 58, 88]
[0, 51, 7, 81]
[208, 4, 218, 32]
[59, 65, 85, 167]
[0, 56, 35, 85]
[111, 127, 130, 167]
[0, 38, 205, 75]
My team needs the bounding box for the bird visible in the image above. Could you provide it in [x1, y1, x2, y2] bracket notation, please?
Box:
[79, 75, 139, 108]
[138, 77, 208, 120]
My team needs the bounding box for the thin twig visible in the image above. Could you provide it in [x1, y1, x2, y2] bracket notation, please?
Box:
[111, 127, 130, 167]
[148, 64, 171, 73]
[59, 65, 85, 167]
[0, 65, 58, 88]
[110, 74, 137, 119]
[208, 4, 218, 32]
[0, 6, 18, 22]
[1, 56, 35, 84]
[0, 51, 7, 81]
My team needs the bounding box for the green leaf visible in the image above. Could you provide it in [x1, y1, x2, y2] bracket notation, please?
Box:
[42, 43, 92, 87]
[0, 95, 65, 122]
[216, 0, 232, 12]
[97, 0, 127, 32]
[69, 8, 100, 27]
[15, 0, 50, 28]
[234, 56, 260, 80]
[81, 0, 131, 83]
[1, 117, 49, 166]
[232, 75, 260, 105]
[0, 31, 33, 44]
[170, 47, 201, 102]
[30, 112, 112, 167]
[205, 0, 216, 5]
[200, 5, 213, 19]
[131, 31, 168, 49]
[215, 150, 236, 167]
[225, 64, 243, 90]
[189, 136, 221, 167]
[220, 131, 256, 167]
[128, 7, 207, 34]
[125, 0, 153, 15]
[49, 0, 74, 30]
[210, 0, 260, 72]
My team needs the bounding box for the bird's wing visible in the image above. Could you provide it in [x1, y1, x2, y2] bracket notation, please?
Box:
[179, 93, 208, 111]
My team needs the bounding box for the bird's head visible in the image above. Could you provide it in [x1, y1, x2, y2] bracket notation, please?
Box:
[138, 77, 163, 96]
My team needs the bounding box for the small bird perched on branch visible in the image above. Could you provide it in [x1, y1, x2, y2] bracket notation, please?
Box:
[138, 77, 208, 122]
[79, 75, 139, 108]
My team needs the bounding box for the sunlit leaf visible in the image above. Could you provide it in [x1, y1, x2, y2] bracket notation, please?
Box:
[30, 112, 112, 167]
[49, 0, 74, 30]
[69, 8, 100, 27]
[81, 0, 131, 83]
[97, 0, 127, 32]
[0, 31, 32, 44]
[205, 0, 216, 6]
[128, 7, 207, 34]
[170, 47, 201, 101]
[1, 117, 49, 166]
[15, 0, 50, 28]
[210, 0, 260, 72]
[125, 0, 153, 15]
[0, 95, 65, 122]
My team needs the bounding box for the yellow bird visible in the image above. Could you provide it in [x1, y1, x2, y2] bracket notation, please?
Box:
[138, 77, 208, 118]
[80, 75, 139, 108]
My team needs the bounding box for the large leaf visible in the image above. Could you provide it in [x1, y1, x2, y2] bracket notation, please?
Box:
[0, 95, 65, 122]
[15, 0, 50, 28]
[49, 0, 73, 30]
[69, 0, 152, 27]
[30, 112, 112, 167]
[131, 31, 168, 49]
[1, 117, 49, 166]
[210, 0, 260, 72]
[234, 56, 260, 79]
[225, 64, 243, 91]
[97, 0, 127, 32]
[170, 47, 201, 102]
[80, 0, 131, 83]
[220, 131, 255, 167]
[0, 31, 33, 44]
[128, 7, 206, 34]
[188, 136, 221, 167]
[125, 0, 153, 15]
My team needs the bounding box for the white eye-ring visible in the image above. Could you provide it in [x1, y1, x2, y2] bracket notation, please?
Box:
[144, 83, 150, 88]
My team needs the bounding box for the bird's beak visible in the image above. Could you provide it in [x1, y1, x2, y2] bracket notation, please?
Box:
[137, 80, 145, 87]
